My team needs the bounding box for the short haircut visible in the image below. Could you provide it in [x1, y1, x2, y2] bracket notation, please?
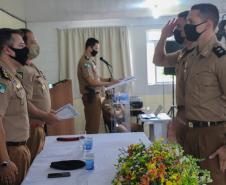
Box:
[0, 28, 22, 55]
[177, 11, 189, 19]
[20, 28, 32, 44]
[191, 3, 219, 29]
[85, 38, 99, 49]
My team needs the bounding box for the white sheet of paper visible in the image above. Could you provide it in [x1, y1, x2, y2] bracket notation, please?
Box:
[56, 104, 80, 120]
[105, 76, 135, 91]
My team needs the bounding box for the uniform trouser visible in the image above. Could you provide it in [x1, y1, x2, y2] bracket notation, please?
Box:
[184, 125, 226, 185]
[174, 109, 189, 149]
[27, 126, 45, 162]
[82, 94, 101, 134]
[7, 145, 31, 185]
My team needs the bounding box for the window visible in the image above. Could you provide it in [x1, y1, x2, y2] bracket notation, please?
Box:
[146, 29, 174, 85]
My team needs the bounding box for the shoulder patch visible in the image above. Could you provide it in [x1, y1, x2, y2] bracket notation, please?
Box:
[213, 46, 226, 58]
[0, 67, 11, 80]
[0, 82, 7, 94]
[84, 63, 91, 68]
[16, 72, 23, 79]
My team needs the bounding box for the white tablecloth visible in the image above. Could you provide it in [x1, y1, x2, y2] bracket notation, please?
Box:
[138, 113, 171, 141]
[22, 132, 150, 185]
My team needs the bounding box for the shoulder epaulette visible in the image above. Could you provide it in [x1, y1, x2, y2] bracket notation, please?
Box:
[213, 46, 226, 58]
[0, 66, 11, 80]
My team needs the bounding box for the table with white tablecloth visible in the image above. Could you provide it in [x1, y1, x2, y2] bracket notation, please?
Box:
[22, 132, 150, 185]
[138, 113, 171, 141]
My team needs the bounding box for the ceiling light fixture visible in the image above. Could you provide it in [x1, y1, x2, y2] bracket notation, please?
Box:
[142, 0, 181, 19]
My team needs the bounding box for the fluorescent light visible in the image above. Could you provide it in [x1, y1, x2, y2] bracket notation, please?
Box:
[143, 0, 180, 8]
[141, 0, 181, 18]
[152, 7, 160, 19]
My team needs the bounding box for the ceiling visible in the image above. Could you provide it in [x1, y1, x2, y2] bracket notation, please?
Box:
[4, 0, 226, 22]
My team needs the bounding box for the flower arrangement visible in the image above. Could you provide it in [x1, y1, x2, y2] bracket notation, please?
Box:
[112, 140, 212, 185]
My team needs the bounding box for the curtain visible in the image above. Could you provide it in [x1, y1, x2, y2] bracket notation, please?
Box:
[57, 26, 132, 98]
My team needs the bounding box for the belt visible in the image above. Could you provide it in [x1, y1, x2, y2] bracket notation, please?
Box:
[188, 121, 226, 128]
[6, 141, 27, 146]
[30, 120, 45, 129]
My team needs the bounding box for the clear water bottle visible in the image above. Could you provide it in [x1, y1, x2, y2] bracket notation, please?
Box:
[84, 152, 94, 170]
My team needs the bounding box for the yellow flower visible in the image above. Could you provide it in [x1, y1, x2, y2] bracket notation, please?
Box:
[166, 181, 173, 185]
[160, 176, 165, 183]
[171, 174, 179, 180]
[147, 163, 156, 170]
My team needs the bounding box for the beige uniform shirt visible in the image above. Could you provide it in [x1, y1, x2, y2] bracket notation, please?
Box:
[175, 48, 194, 106]
[17, 63, 51, 114]
[184, 36, 226, 121]
[0, 61, 29, 142]
[77, 55, 100, 95]
[154, 49, 187, 107]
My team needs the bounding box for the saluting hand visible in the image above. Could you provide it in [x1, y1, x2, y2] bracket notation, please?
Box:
[209, 145, 226, 172]
[0, 161, 18, 185]
[161, 18, 178, 39]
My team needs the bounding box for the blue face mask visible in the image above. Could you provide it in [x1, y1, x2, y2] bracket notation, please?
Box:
[184, 21, 207, 41]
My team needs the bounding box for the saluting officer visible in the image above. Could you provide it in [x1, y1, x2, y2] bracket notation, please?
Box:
[153, 11, 194, 146]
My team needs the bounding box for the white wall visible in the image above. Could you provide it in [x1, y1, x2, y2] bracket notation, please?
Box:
[0, 0, 26, 21]
[27, 16, 174, 97]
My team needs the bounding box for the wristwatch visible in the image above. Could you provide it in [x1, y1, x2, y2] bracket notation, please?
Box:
[0, 160, 10, 168]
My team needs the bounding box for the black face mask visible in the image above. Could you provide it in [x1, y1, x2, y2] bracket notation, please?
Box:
[173, 29, 185, 44]
[184, 21, 207, 41]
[10, 47, 29, 65]
[91, 49, 98, 57]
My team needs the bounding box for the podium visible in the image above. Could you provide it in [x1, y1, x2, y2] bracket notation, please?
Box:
[103, 76, 135, 132]
[47, 79, 75, 135]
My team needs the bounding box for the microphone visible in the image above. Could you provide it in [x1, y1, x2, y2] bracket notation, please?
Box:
[100, 57, 112, 67]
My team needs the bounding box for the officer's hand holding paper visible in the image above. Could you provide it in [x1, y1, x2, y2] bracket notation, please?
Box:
[56, 104, 80, 120]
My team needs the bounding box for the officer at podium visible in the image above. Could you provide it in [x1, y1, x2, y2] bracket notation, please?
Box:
[77, 38, 118, 134]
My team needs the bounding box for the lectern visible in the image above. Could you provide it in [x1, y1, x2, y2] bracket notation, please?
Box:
[104, 76, 135, 132]
[46, 79, 75, 135]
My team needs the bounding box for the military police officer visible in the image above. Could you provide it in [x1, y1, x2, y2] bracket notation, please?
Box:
[0, 28, 30, 185]
[153, 11, 194, 146]
[17, 29, 59, 162]
[184, 4, 226, 184]
[77, 38, 117, 134]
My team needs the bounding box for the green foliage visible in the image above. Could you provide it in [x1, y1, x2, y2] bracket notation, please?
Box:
[112, 140, 212, 185]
